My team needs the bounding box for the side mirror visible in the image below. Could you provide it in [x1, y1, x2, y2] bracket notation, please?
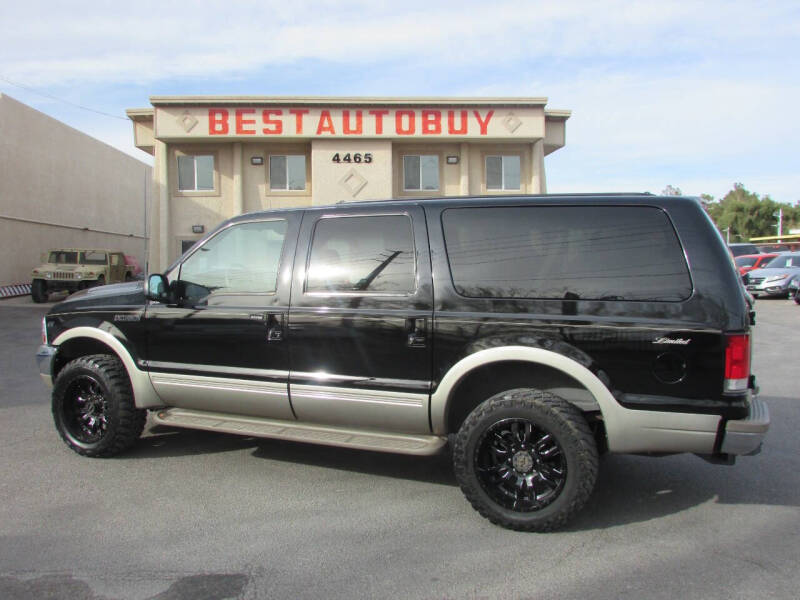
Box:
[145, 274, 170, 303]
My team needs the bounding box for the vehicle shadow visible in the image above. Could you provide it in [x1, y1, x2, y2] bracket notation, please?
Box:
[128, 423, 796, 531]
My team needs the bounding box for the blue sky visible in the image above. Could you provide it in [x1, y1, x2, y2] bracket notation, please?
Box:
[1, 0, 798, 203]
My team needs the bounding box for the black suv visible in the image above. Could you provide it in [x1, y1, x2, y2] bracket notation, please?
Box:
[36, 194, 769, 531]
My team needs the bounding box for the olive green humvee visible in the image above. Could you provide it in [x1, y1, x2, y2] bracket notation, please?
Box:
[31, 249, 132, 303]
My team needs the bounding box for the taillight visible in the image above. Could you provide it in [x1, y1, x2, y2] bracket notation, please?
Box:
[724, 334, 750, 393]
[41, 317, 48, 345]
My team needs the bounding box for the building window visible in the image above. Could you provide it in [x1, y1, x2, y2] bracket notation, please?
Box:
[486, 155, 521, 191]
[403, 155, 439, 191]
[270, 155, 306, 191]
[177, 155, 215, 191]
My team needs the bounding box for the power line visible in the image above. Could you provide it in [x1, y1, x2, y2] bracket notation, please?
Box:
[0, 75, 128, 121]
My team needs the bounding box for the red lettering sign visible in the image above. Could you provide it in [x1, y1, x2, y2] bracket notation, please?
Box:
[421, 110, 442, 135]
[369, 110, 389, 134]
[316, 110, 336, 135]
[235, 109, 256, 135]
[261, 109, 283, 134]
[448, 110, 468, 135]
[474, 110, 494, 135]
[289, 109, 309, 134]
[342, 110, 363, 135]
[395, 110, 415, 135]
[209, 109, 229, 135]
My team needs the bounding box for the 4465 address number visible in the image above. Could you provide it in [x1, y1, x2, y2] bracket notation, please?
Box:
[332, 153, 372, 164]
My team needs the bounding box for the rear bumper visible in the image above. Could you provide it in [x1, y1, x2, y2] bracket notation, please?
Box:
[720, 396, 770, 455]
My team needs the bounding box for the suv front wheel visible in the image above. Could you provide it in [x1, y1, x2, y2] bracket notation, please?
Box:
[52, 354, 146, 457]
[453, 388, 598, 531]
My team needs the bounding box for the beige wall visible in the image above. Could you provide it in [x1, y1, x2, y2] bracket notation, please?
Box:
[312, 139, 393, 205]
[0, 93, 151, 286]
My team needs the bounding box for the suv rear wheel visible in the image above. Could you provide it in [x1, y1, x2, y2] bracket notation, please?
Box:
[52, 354, 146, 457]
[453, 388, 598, 531]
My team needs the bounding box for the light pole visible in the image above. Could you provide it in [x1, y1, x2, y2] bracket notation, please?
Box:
[774, 208, 783, 239]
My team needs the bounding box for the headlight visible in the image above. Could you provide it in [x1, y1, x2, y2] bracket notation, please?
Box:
[45, 273, 52, 279]
[74, 273, 82, 279]
[765, 274, 789, 282]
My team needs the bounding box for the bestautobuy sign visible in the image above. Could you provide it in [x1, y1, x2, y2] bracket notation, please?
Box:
[155, 106, 545, 140]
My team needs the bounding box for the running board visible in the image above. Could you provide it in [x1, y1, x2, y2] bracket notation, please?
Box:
[152, 408, 447, 456]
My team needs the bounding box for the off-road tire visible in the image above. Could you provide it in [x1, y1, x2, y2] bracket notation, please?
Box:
[453, 388, 599, 532]
[93, 275, 106, 287]
[52, 354, 146, 457]
[31, 279, 47, 303]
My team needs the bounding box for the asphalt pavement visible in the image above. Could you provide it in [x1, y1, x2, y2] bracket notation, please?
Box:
[0, 294, 798, 599]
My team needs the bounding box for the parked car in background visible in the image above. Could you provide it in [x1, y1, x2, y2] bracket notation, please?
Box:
[728, 243, 761, 257]
[31, 249, 132, 303]
[744, 252, 800, 298]
[735, 253, 778, 276]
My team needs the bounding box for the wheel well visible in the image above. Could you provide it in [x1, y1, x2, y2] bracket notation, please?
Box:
[444, 360, 601, 434]
[53, 338, 118, 379]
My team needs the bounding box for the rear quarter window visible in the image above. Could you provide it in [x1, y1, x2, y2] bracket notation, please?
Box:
[442, 206, 692, 301]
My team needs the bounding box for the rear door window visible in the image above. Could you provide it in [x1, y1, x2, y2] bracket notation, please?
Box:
[306, 215, 416, 294]
[442, 206, 692, 301]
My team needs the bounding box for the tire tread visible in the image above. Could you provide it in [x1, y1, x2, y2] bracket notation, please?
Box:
[52, 354, 146, 458]
[453, 388, 599, 532]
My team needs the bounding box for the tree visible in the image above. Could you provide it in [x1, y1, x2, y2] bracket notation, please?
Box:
[705, 183, 800, 241]
[661, 185, 682, 196]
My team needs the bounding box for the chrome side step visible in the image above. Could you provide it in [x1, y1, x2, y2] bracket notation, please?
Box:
[151, 408, 448, 456]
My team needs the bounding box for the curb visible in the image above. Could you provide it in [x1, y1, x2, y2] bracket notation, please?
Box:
[0, 284, 31, 298]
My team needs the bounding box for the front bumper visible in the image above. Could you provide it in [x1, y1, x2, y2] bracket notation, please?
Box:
[36, 344, 56, 388]
[746, 280, 792, 296]
[720, 396, 770, 455]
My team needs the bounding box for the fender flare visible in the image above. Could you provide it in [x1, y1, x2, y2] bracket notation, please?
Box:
[429, 346, 720, 454]
[52, 326, 162, 409]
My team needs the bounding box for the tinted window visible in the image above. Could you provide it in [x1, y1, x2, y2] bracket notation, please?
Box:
[765, 253, 800, 268]
[49, 251, 78, 264]
[82, 252, 107, 265]
[179, 220, 287, 303]
[306, 215, 415, 294]
[735, 256, 757, 268]
[442, 206, 692, 301]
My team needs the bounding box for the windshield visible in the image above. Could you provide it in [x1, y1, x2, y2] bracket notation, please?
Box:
[48, 251, 78, 264]
[735, 256, 757, 268]
[80, 252, 107, 265]
[765, 254, 800, 269]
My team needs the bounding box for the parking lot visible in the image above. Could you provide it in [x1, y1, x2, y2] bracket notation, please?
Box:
[0, 295, 798, 600]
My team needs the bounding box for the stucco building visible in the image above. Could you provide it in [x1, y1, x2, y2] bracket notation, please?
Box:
[127, 96, 569, 272]
[0, 93, 151, 289]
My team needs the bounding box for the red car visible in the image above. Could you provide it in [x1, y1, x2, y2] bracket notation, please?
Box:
[124, 254, 143, 278]
[735, 253, 777, 276]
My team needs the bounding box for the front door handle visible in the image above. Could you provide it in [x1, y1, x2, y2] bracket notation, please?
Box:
[267, 312, 285, 342]
[406, 317, 427, 348]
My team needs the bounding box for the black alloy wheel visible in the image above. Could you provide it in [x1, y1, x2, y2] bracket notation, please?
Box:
[61, 374, 109, 444]
[52, 354, 146, 457]
[453, 388, 598, 532]
[475, 418, 567, 512]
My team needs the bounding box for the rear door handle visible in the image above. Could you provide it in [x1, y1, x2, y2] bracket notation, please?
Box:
[406, 317, 427, 348]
